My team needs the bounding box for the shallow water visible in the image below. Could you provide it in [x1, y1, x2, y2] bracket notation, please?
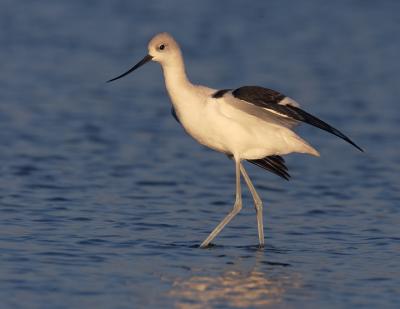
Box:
[1, 1, 399, 308]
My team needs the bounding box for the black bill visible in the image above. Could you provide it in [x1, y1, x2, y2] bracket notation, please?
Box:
[107, 54, 153, 83]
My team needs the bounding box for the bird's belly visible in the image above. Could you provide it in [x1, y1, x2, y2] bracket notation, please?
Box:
[182, 119, 230, 154]
[180, 111, 278, 159]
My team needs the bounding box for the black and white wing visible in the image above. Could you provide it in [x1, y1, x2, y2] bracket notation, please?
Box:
[214, 86, 363, 152]
[248, 155, 290, 180]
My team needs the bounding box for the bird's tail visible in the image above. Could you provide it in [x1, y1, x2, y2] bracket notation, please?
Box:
[288, 131, 320, 157]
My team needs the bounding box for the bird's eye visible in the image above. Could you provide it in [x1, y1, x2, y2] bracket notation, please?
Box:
[159, 44, 165, 50]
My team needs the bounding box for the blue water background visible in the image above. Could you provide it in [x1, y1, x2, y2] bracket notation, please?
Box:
[0, 1, 399, 308]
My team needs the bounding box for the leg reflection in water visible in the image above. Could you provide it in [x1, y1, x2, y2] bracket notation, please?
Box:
[167, 250, 302, 308]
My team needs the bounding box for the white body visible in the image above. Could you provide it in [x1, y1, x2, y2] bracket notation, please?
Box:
[166, 79, 318, 160]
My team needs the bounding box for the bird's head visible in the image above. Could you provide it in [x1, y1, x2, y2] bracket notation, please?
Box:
[148, 32, 181, 65]
[107, 32, 181, 83]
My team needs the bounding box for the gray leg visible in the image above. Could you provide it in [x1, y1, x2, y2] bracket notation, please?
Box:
[200, 159, 242, 248]
[240, 163, 265, 247]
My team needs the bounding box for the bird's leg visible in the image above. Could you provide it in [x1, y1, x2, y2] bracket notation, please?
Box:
[240, 163, 265, 247]
[200, 159, 242, 248]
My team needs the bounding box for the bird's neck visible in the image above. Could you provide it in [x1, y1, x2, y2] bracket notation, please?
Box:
[161, 58, 195, 106]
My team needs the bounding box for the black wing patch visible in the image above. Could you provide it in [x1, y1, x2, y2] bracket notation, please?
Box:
[212, 89, 231, 98]
[248, 155, 290, 180]
[171, 107, 180, 124]
[233, 86, 285, 104]
[233, 86, 363, 152]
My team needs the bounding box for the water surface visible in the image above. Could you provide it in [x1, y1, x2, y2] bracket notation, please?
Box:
[0, 1, 399, 308]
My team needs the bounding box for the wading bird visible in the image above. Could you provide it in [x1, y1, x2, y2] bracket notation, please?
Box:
[108, 33, 362, 248]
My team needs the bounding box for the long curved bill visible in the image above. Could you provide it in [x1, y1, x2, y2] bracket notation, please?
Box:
[107, 54, 153, 83]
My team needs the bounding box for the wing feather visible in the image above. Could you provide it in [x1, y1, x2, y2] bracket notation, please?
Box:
[232, 86, 363, 151]
[248, 155, 290, 180]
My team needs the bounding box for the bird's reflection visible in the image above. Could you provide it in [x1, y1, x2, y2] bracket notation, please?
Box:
[167, 250, 301, 308]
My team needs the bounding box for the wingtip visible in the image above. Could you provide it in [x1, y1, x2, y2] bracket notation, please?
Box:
[346, 139, 364, 152]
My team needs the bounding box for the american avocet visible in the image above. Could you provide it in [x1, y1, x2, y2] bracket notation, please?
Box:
[108, 33, 363, 248]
